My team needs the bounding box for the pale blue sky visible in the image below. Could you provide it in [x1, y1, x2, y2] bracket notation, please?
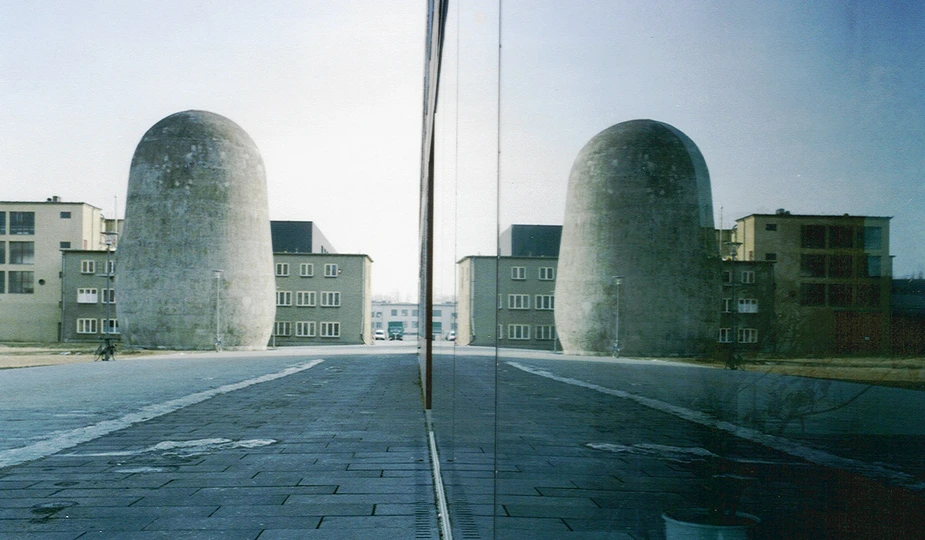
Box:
[3, 1, 924, 298]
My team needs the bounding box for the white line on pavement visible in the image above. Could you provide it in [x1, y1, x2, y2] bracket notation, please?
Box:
[507, 361, 923, 491]
[0, 359, 324, 469]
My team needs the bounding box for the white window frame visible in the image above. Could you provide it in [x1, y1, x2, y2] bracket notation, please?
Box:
[324, 263, 339, 277]
[101, 288, 116, 304]
[738, 298, 758, 313]
[535, 294, 554, 310]
[81, 260, 96, 274]
[274, 321, 292, 337]
[300, 263, 314, 277]
[105, 260, 115, 275]
[718, 328, 732, 343]
[511, 266, 526, 280]
[275, 263, 290, 277]
[722, 271, 732, 284]
[77, 288, 98, 304]
[77, 318, 98, 334]
[536, 325, 556, 340]
[296, 321, 316, 337]
[508, 324, 530, 340]
[320, 291, 341, 307]
[722, 298, 733, 313]
[539, 267, 555, 281]
[296, 291, 316, 307]
[741, 271, 755, 284]
[508, 294, 529, 310]
[737, 328, 758, 343]
[101, 318, 120, 334]
[276, 291, 292, 307]
[320, 321, 341, 338]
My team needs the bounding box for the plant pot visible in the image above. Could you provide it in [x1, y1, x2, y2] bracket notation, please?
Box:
[663, 508, 760, 540]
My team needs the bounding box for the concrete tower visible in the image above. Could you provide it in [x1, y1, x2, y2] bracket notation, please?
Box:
[555, 120, 720, 356]
[118, 110, 275, 350]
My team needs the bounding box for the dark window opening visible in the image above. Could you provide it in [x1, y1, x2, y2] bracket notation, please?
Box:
[829, 255, 853, 278]
[800, 283, 825, 306]
[801, 224, 825, 248]
[800, 254, 826, 277]
[828, 284, 853, 307]
[829, 225, 853, 249]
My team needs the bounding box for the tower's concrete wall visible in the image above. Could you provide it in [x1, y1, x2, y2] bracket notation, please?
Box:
[118, 110, 275, 350]
[555, 119, 720, 356]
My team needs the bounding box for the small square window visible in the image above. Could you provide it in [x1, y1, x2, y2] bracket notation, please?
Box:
[60, 211, 72, 219]
[300, 263, 314, 277]
[276, 263, 290, 276]
[324, 263, 339, 277]
[511, 267, 526, 280]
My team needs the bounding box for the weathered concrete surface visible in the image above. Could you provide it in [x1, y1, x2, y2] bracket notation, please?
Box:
[118, 110, 275, 350]
[555, 119, 720, 356]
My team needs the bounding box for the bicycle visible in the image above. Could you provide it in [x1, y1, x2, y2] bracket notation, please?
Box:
[95, 338, 116, 362]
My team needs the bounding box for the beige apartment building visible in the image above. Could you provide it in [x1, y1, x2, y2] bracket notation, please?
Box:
[732, 210, 892, 355]
[0, 199, 115, 342]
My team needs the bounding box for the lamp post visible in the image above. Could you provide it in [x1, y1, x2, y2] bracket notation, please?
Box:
[213, 269, 223, 351]
[613, 276, 624, 357]
[101, 231, 118, 361]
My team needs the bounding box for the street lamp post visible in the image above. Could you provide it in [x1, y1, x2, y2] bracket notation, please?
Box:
[100, 231, 118, 361]
[613, 276, 624, 357]
[213, 269, 223, 351]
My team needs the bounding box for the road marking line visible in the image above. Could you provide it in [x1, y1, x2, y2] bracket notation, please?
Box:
[507, 361, 922, 491]
[0, 360, 324, 469]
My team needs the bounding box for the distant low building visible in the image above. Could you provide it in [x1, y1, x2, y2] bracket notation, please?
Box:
[371, 301, 456, 339]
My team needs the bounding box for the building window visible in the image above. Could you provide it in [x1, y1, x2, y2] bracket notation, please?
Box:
[740, 271, 755, 284]
[60, 211, 72, 219]
[321, 291, 341, 307]
[276, 291, 292, 306]
[320, 322, 340, 338]
[737, 328, 758, 343]
[8, 271, 33, 294]
[401, 309, 408, 316]
[535, 294, 555, 310]
[324, 263, 338, 277]
[829, 255, 853, 278]
[829, 225, 854, 249]
[274, 321, 292, 337]
[9, 212, 35, 235]
[857, 284, 881, 307]
[102, 288, 116, 304]
[539, 267, 555, 280]
[718, 328, 732, 343]
[101, 319, 119, 334]
[300, 263, 314, 277]
[508, 294, 530, 309]
[105, 260, 115, 275]
[296, 291, 316, 307]
[412, 309, 419, 316]
[800, 224, 826, 249]
[391, 309, 398, 316]
[722, 271, 732, 284]
[800, 255, 826, 278]
[9, 242, 34, 264]
[511, 266, 526, 280]
[765, 253, 777, 261]
[0, 212, 5, 234]
[536, 325, 556, 340]
[738, 298, 758, 313]
[60, 241, 71, 249]
[77, 288, 98, 303]
[81, 260, 96, 274]
[722, 298, 732, 313]
[800, 283, 825, 306]
[0, 241, 5, 264]
[864, 256, 882, 278]
[276, 263, 290, 276]
[77, 318, 98, 334]
[862, 227, 882, 250]
[0, 271, 4, 293]
[828, 284, 852, 307]
[508, 324, 530, 340]
[433, 309, 442, 317]
[296, 321, 316, 337]
[765, 223, 777, 231]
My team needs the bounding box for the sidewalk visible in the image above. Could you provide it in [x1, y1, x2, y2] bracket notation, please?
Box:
[0, 354, 439, 539]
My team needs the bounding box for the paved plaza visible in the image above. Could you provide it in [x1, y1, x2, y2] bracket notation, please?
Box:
[1, 345, 924, 539]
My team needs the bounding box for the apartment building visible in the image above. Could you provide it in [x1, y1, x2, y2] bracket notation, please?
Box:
[0, 199, 114, 342]
[371, 301, 456, 338]
[733, 211, 892, 355]
[718, 259, 776, 357]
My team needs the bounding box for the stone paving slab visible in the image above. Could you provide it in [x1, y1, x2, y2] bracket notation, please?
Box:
[0, 354, 440, 539]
